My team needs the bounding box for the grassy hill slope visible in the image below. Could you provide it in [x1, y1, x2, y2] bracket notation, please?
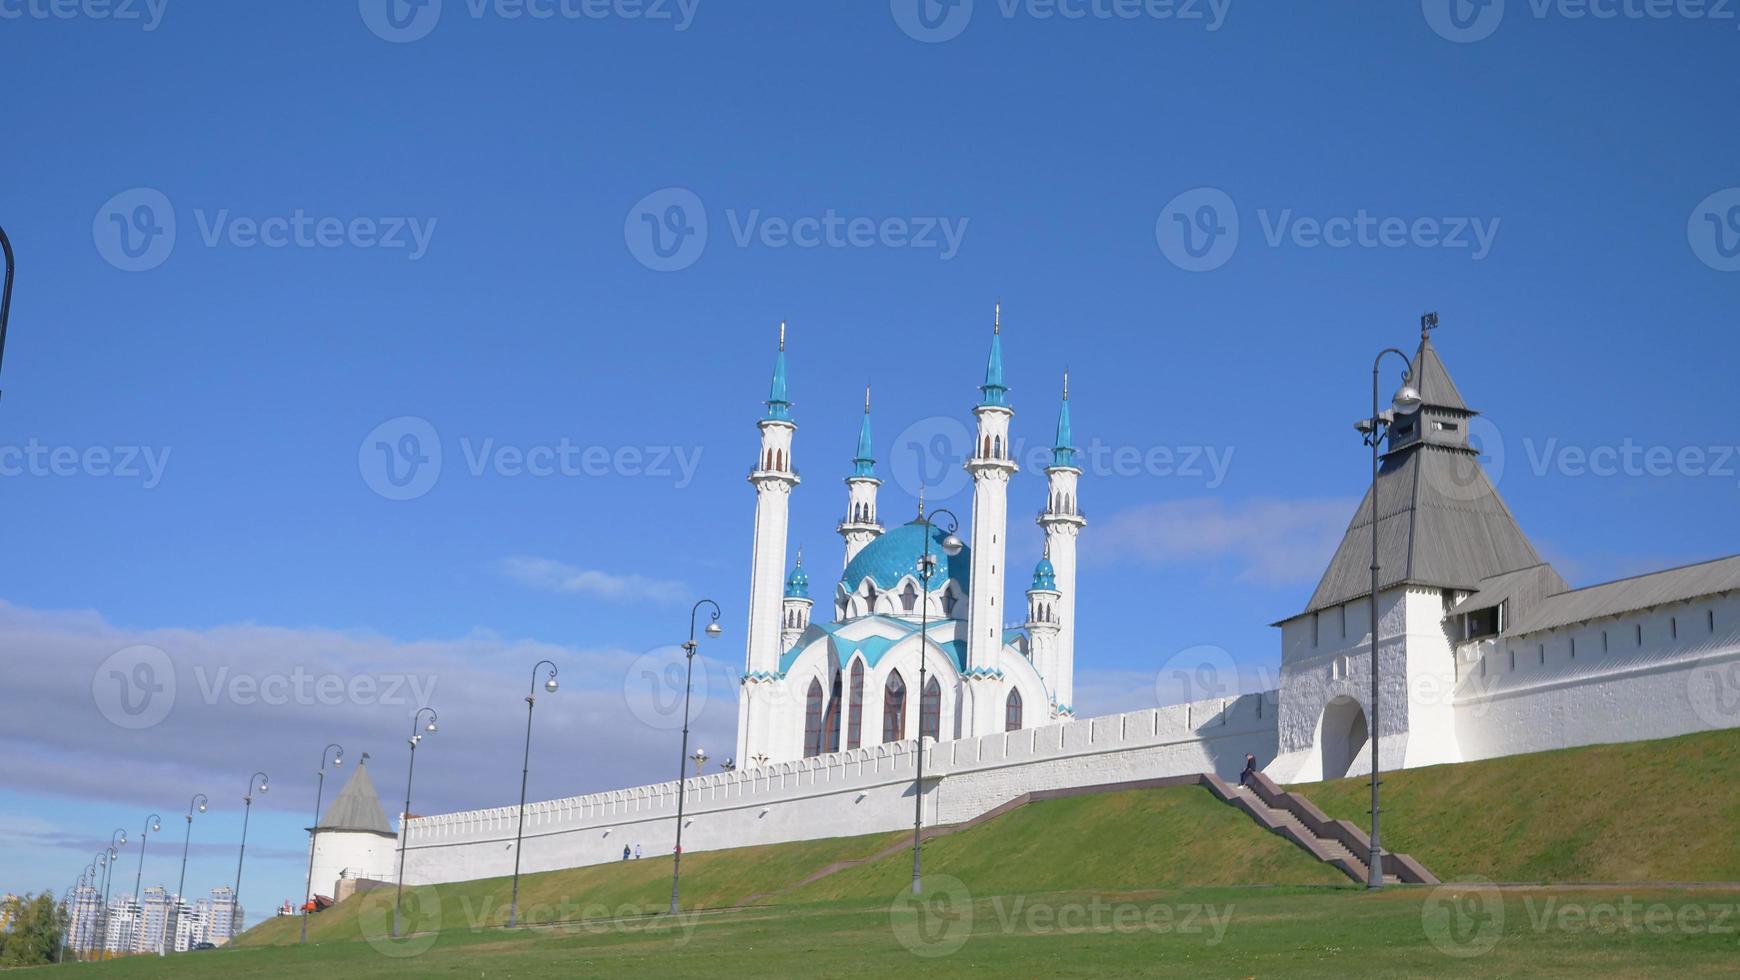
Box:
[1297, 727, 1740, 882]
[241, 784, 1346, 948]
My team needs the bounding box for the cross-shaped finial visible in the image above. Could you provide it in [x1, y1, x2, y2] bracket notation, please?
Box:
[993, 299, 1001, 335]
[917, 484, 925, 519]
[779, 320, 786, 351]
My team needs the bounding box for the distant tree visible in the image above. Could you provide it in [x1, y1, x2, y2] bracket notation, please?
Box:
[0, 891, 65, 966]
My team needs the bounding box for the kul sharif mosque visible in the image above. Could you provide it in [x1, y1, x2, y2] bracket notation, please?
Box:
[734, 310, 1084, 766]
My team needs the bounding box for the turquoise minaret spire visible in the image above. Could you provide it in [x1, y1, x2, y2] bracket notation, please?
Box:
[1052, 371, 1077, 468]
[978, 302, 1009, 407]
[764, 321, 792, 421]
[852, 385, 875, 477]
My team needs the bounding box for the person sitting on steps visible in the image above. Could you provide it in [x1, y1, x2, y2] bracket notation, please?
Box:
[1239, 753, 1258, 787]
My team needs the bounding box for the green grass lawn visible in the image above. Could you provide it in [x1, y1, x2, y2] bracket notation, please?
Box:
[52, 885, 1740, 977]
[1296, 728, 1740, 882]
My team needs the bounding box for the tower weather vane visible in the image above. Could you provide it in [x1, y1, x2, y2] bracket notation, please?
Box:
[1421, 311, 1440, 338]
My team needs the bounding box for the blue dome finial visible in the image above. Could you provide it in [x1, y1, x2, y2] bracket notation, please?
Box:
[1051, 371, 1077, 467]
[764, 321, 792, 421]
[1031, 542, 1057, 591]
[785, 549, 810, 598]
[852, 384, 876, 477]
[978, 302, 1009, 407]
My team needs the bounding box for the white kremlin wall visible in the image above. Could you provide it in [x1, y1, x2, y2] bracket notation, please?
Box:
[398, 692, 1276, 886]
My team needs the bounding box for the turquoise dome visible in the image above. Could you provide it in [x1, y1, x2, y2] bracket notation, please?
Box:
[785, 558, 810, 599]
[840, 520, 971, 595]
[1031, 555, 1057, 591]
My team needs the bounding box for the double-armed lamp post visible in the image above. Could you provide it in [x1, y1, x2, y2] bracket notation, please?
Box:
[668, 598, 722, 916]
[507, 662, 558, 929]
[1353, 317, 1429, 890]
[302, 743, 344, 943]
[910, 505, 963, 896]
[166, 793, 208, 954]
[393, 709, 437, 939]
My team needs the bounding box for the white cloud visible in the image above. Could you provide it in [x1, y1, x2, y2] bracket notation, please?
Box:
[1089, 497, 1354, 586]
[492, 556, 688, 604]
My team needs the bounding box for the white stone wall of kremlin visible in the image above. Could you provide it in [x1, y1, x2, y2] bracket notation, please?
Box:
[397, 692, 1277, 886]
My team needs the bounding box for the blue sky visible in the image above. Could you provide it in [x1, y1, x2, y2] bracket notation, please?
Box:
[2, 0, 1738, 923]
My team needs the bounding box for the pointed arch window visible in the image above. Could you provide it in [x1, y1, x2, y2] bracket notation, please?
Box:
[847, 660, 865, 750]
[942, 589, 957, 617]
[882, 671, 907, 743]
[1005, 689, 1023, 732]
[900, 581, 919, 613]
[803, 678, 825, 758]
[921, 677, 941, 741]
[822, 672, 843, 754]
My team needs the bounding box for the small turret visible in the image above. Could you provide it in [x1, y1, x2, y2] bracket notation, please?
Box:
[781, 551, 813, 652]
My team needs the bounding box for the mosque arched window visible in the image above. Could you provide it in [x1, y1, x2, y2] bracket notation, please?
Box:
[883, 671, 907, 743]
[993, 435, 1003, 459]
[942, 589, 957, 617]
[921, 677, 941, 741]
[900, 582, 919, 613]
[847, 660, 865, 750]
[1006, 689, 1023, 732]
[822, 672, 843, 754]
[803, 679, 825, 758]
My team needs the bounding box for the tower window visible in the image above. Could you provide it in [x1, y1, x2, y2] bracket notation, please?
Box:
[846, 660, 864, 750]
[1671, 617, 1679, 640]
[1005, 689, 1023, 732]
[803, 679, 825, 758]
[1710, 609, 1717, 633]
[900, 582, 918, 613]
[921, 677, 941, 741]
[1636, 623, 1643, 646]
[1602, 630, 1609, 653]
[882, 671, 906, 744]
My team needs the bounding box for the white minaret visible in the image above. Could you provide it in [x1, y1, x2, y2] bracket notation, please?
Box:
[836, 386, 883, 567]
[780, 550, 813, 652]
[964, 304, 1016, 735]
[1025, 545, 1062, 720]
[737, 323, 800, 766]
[1037, 372, 1084, 716]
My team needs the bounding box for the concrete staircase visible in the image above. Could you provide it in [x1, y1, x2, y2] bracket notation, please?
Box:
[1205, 772, 1437, 886]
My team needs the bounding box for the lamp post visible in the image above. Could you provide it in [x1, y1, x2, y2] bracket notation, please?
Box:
[0, 223, 14, 385]
[910, 505, 964, 895]
[1357, 331, 1424, 891]
[507, 663, 557, 929]
[668, 598, 722, 916]
[100, 835, 124, 959]
[164, 793, 207, 955]
[58, 878, 82, 964]
[128, 813, 161, 951]
[234, 771, 270, 938]
[81, 861, 99, 959]
[302, 743, 344, 943]
[393, 707, 437, 939]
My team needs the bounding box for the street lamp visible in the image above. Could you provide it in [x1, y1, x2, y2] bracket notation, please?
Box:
[910, 505, 963, 895]
[1357, 327, 1424, 891]
[392, 708, 437, 939]
[130, 813, 162, 948]
[0, 223, 14, 386]
[302, 743, 344, 943]
[166, 794, 207, 955]
[234, 771, 270, 938]
[669, 598, 722, 916]
[100, 835, 124, 959]
[690, 749, 707, 775]
[507, 662, 558, 929]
